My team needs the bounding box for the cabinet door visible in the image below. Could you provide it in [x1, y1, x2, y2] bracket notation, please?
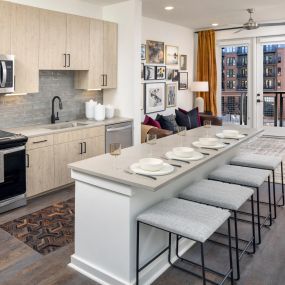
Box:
[83, 136, 105, 159]
[66, 15, 90, 70]
[11, 4, 39, 93]
[103, 21, 118, 89]
[26, 146, 54, 198]
[39, 10, 67, 70]
[54, 140, 82, 187]
[0, 1, 12, 54]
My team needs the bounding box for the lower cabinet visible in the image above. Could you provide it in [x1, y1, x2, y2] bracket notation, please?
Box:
[26, 146, 55, 197]
[83, 136, 105, 159]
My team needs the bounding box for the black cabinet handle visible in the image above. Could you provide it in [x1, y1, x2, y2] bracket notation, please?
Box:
[80, 142, 83, 154]
[67, 54, 71, 67]
[64, 53, 66, 68]
[33, 140, 48, 144]
[26, 154, 30, 168]
[83, 142, 87, 154]
[101, 74, 105, 86]
[105, 74, 108, 86]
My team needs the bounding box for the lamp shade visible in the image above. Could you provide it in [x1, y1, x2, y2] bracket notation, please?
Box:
[190, 81, 209, 92]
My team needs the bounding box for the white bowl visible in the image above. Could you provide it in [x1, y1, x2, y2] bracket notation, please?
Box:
[139, 158, 164, 172]
[173, 147, 195, 158]
[199, 137, 219, 146]
[222, 130, 239, 138]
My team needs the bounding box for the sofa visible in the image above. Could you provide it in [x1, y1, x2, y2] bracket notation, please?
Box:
[141, 109, 222, 143]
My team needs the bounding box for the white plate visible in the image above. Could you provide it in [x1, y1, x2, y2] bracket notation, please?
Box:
[165, 151, 204, 161]
[192, 141, 225, 149]
[130, 162, 175, 176]
[216, 133, 245, 139]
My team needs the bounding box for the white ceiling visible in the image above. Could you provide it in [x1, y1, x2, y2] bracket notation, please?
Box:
[81, 0, 126, 7]
[142, 0, 285, 30]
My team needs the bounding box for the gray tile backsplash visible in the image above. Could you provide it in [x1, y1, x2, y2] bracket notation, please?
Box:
[0, 71, 103, 129]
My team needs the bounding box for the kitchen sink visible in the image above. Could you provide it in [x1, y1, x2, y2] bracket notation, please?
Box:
[44, 122, 88, 130]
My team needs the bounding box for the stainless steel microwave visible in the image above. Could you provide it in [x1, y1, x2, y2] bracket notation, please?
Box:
[0, 55, 15, 94]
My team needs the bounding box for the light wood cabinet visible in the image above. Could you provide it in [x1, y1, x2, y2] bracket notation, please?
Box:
[83, 135, 105, 159]
[0, 1, 12, 54]
[26, 146, 55, 198]
[39, 10, 67, 70]
[66, 15, 90, 70]
[74, 19, 117, 90]
[11, 4, 40, 94]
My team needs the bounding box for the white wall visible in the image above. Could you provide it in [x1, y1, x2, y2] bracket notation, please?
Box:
[5, 0, 102, 18]
[103, 0, 142, 145]
[141, 17, 194, 120]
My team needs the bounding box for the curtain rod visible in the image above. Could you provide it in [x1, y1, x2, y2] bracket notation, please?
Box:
[194, 26, 242, 33]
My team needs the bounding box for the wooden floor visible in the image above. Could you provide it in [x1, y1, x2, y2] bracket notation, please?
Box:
[0, 183, 284, 285]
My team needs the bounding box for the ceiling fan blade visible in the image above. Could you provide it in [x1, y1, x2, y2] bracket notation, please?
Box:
[259, 22, 285, 27]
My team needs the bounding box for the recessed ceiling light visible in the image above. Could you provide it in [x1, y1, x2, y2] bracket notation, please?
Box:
[165, 6, 174, 11]
[212, 23, 219, 27]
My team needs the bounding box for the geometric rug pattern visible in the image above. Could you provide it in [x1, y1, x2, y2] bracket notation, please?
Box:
[240, 135, 285, 184]
[0, 198, 74, 255]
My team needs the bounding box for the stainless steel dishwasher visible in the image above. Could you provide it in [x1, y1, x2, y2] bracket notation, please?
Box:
[105, 121, 133, 153]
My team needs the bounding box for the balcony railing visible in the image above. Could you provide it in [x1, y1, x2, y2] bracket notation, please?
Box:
[264, 58, 277, 65]
[264, 72, 276, 77]
[237, 61, 247, 67]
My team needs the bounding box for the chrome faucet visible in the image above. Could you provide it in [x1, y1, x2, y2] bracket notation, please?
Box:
[51, 96, 63, 124]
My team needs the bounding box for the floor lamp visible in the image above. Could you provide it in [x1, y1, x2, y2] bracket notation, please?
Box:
[191, 81, 209, 113]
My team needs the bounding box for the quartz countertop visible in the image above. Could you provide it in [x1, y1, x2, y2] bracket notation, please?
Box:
[69, 126, 264, 191]
[5, 117, 133, 138]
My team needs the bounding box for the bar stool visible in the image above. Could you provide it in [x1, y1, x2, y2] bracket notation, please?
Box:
[136, 198, 233, 285]
[179, 179, 255, 281]
[231, 153, 284, 219]
[208, 164, 272, 245]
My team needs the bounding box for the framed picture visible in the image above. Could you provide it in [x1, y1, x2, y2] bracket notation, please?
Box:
[166, 83, 177, 108]
[180, 54, 187, 70]
[156, 66, 166, 80]
[179, 72, 188, 90]
[172, 69, 179, 82]
[141, 63, 144, 79]
[166, 45, 179, 65]
[144, 65, 156, 80]
[166, 68, 174, 81]
[144, 82, 166, 114]
[141, 44, 146, 60]
[146, 40, 165, 64]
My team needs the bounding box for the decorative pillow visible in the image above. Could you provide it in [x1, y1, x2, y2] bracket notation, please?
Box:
[176, 108, 200, 130]
[178, 107, 201, 127]
[156, 114, 179, 133]
[143, 115, 161, 129]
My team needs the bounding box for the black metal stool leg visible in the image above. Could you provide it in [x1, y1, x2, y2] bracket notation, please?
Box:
[136, 221, 140, 285]
[256, 187, 261, 245]
[268, 176, 272, 226]
[227, 219, 234, 285]
[201, 243, 206, 285]
[272, 170, 277, 219]
[233, 211, 240, 280]
[251, 196, 256, 253]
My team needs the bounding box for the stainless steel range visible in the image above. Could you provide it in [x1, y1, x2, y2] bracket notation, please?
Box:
[0, 130, 28, 213]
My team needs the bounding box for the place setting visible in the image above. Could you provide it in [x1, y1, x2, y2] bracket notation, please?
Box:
[164, 146, 204, 163]
[216, 129, 247, 140]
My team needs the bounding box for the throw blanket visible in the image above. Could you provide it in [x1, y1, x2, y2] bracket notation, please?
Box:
[141, 124, 156, 143]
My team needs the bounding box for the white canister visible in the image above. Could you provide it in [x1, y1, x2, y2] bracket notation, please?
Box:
[94, 104, 106, 121]
[85, 100, 97, 120]
[105, 104, 115, 119]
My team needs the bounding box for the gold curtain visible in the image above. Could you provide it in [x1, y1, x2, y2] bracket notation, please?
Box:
[196, 30, 217, 116]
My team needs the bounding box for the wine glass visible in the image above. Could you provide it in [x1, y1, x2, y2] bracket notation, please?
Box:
[203, 120, 211, 137]
[146, 133, 157, 156]
[110, 143, 122, 169]
[177, 126, 187, 146]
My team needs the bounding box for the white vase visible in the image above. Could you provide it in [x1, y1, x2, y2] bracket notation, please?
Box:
[94, 104, 106, 121]
[85, 100, 97, 120]
[105, 105, 115, 119]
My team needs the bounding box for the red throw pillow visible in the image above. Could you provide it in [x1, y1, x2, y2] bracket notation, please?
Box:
[143, 115, 161, 128]
[178, 107, 201, 127]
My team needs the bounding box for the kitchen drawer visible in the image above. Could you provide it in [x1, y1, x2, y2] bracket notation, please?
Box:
[27, 134, 54, 150]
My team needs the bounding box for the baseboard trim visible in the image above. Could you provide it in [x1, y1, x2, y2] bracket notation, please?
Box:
[69, 238, 195, 285]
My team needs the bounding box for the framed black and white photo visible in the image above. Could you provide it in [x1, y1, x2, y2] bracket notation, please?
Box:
[179, 72, 188, 90]
[166, 83, 177, 108]
[144, 65, 156, 80]
[166, 68, 174, 81]
[172, 69, 179, 82]
[146, 40, 165, 64]
[166, 45, 179, 65]
[156, 66, 166, 80]
[141, 44, 146, 60]
[141, 63, 144, 79]
[180, 54, 187, 70]
[144, 82, 166, 114]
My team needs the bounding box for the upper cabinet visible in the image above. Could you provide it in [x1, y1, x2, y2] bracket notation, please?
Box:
[11, 4, 40, 93]
[75, 20, 117, 90]
[39, 11, 90, 70]
[0, 1, 12, 54]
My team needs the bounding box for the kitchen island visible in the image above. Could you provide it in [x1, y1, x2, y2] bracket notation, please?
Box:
[68, 126, 263, 285]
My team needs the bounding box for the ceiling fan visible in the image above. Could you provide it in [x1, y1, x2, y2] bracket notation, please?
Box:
[234, 8, 285, 33]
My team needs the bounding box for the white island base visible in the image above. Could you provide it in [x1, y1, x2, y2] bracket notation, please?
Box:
[68, 127, 261, 285]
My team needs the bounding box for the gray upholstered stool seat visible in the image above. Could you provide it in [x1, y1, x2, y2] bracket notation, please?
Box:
[208, 165, 270, 188]
[179, 180, 254, 211]
[231, 154, 281, 170]
[137, 198, 230, 243]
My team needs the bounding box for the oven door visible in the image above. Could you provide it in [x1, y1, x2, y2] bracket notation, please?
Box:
[0, 146, 26, 201]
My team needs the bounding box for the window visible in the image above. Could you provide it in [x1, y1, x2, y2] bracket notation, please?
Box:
[226, 80, 235, 89]
[265, 67, 275, 77]
[226, 57, 236, 66]
[264, 79, 274, 89]
[278, 55, 282, 63]
[226, 69, 235, 78]
[238, 80, 247, 90]
[278, 80, 281, 88]
[278, 67, 282, 76]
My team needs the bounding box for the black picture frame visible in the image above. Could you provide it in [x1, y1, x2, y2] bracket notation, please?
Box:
[141, 44, 146, 60]
[172, 69, 179, 82]
[144, 82, 166, 114]
[144, 65, 156, 80]
[155, 66, 166, 80]
[178, 72, 188, 90]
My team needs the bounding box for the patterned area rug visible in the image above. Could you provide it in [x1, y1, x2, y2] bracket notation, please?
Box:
[240, 135, 285, 183]
[0, 198, 74, 255]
